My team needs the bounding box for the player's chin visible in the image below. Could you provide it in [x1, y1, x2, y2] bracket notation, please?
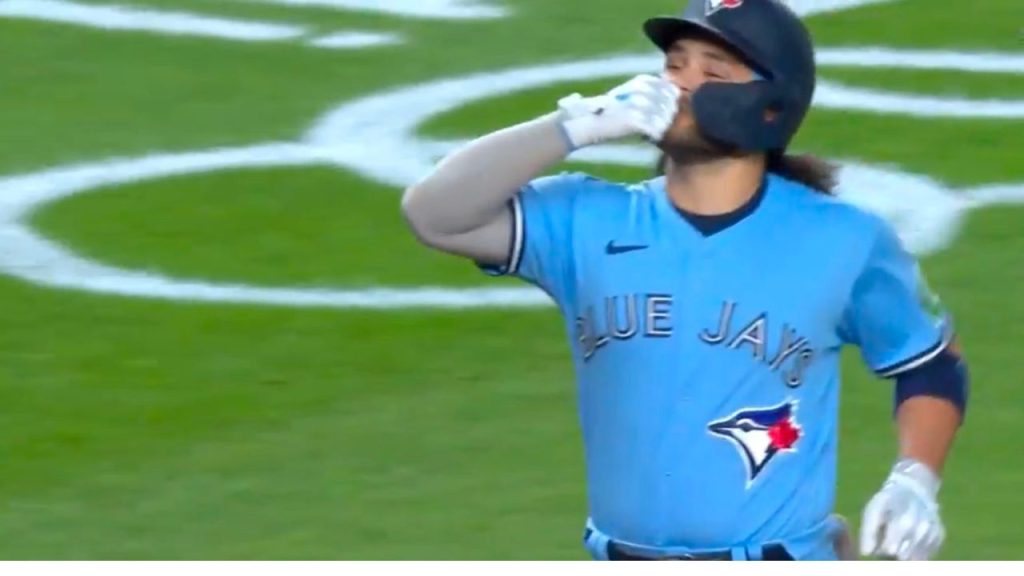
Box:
[658, 129, 730, 163]
[669, 109, 696, 130]
[658, 120, 696, 148]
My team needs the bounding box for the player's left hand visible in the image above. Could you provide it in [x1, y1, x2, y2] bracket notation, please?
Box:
[859, 459, 945, 561]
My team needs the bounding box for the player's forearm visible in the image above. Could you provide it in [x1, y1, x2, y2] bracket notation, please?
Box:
[401, 112, 570, 237]
[896, 395, 961, 475]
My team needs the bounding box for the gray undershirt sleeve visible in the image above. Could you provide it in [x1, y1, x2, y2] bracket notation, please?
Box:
[401, 112, 572, 264]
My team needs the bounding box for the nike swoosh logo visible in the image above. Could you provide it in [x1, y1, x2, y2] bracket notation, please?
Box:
[605, 241, 649, 255]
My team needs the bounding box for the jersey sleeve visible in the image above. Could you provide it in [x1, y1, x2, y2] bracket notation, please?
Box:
[479, 172, 587, 305]
[839, 218, 953, 378]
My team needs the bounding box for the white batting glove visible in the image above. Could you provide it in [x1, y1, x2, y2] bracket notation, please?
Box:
[557, 74, 680, 150]
[860, 459, 946, 561]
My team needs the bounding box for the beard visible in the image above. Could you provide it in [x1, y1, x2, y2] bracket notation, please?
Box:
[656, 103, 738, 166]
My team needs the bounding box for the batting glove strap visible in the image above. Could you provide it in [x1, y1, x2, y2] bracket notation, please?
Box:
[557, 93, 614, 151]
[889, 458, 942, 501]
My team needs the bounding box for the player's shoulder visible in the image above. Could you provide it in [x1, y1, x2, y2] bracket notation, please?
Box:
[526, 170, 655, 208]
[767, 173, 900, 269]
[529, 170, 647, 193]
[768, 173, 890, 238]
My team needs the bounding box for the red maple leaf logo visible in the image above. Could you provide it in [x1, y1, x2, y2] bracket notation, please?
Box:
[768, 419, 801, 450]
[707, 0, 744, 13]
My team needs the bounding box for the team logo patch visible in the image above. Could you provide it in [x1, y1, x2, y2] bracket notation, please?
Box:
[914, 265, 948, 327]
[708, 400, 801, 486]
[706, 0, 744, 16]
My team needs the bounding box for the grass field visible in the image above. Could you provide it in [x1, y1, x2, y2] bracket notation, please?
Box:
[1, 0, 1022, 560]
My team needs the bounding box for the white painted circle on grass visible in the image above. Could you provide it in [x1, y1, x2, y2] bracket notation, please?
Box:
[0, 47, 1022, 309]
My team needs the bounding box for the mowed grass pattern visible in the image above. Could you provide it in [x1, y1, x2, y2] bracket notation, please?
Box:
[1, 0, 1022, 559]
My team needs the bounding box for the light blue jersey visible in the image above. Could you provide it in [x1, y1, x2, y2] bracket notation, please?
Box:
[483, 172, 951, 560]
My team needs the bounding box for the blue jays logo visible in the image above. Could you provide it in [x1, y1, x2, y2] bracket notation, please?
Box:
[707, 400, 802, 486]
[706, 0, 744, 16]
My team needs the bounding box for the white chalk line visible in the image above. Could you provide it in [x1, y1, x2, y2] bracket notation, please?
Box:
[0, 0, 404, 49]
[307, 31, 403, 49]
[253, 0, 508, 20]
[0, 0, 922, 52]
[0, 145, 966, 310]
[965, 184, 1024, 208]
[0, 143, 552, 309]
[818, 48, 1024, 74]
[0, 0, 1020, 310]
[307, 49, 1024, 190]
[0, 0, 305, 41]
[2, 44, 1023, 309]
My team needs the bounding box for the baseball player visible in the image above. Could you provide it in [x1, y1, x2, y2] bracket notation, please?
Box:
[401, 0, 969, 561]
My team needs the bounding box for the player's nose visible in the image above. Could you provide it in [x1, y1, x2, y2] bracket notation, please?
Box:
[666, 81, 694, 110]
[664, 64, 705, 97]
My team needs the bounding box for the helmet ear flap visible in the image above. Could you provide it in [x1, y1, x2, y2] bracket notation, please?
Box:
[644, 0, 818, 153]
[691, 81, 798, 152]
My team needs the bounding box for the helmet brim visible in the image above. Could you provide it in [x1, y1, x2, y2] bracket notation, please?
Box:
[643, 16, 769, 79]
[643, 17, 728, 54]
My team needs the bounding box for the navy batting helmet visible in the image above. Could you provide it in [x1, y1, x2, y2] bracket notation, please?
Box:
[643, 0, 816, 153]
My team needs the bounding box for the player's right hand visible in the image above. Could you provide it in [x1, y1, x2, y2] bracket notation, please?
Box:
[557, 74, 680, 150]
